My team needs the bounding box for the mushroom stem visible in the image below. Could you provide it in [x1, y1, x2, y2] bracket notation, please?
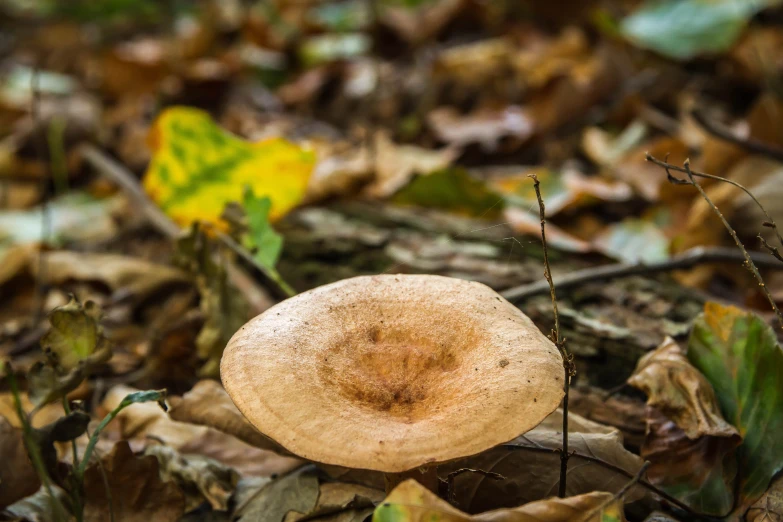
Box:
[384, 467, 439, 495]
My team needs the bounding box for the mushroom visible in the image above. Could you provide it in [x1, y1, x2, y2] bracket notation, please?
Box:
[221, 274, 564, 492]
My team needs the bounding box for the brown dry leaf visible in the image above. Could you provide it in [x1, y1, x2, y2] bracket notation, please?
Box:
[34, 251, 191, 302]
[610, 137, 689, 201]
[433, 38, 514, 90]
[83, 440, 186, 522]
[380, 0, 467, 46]
[376, 479, 625, 522]
[363, 131, 459, 198]
[728, 27, 783, 85]
[0, 416, 39, 508]
[306, 141, 373, 203]
[444, 409, 646, 513]
[513, 27, 591, 90]
[144, 444, 239, 511]
[103, 384, 301, 477]
[628, 337, 740, 441]
[283, 481, 383, 522]
[1, 486, 70, 522]
[102, 38, 169, 98]
[427, 106, 533, 152]
[747, 474, 783, 522]
[569, 386, 647, 450]
[627, 337, 740, 515]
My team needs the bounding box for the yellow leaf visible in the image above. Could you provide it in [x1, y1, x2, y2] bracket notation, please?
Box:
[143, 106, 315, 228]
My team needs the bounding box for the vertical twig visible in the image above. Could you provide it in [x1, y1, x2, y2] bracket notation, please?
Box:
[528, 174, 576, 498]
[681, 160, 783, 328]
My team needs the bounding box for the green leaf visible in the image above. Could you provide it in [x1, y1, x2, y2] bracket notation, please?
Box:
[620, 0, 774, 60]
[688, 302, 783, 511]
[392, 168, 505, 218]
[243, 188, 284, 271]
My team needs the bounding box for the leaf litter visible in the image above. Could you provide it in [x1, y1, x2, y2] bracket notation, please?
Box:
[3, 1, 783, 522]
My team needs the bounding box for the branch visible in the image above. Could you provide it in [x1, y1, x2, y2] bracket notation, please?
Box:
[529, 174, 575, 499]
[78, 144, 279, 310]
[690, 108, 783, 163]
[501, 246, 783, 302]
[581, 462, 650, 522]
[646, 153, 783, 249]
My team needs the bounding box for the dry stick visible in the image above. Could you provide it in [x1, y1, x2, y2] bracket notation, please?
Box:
[501, 246, 783, 302]
[581, 461, 651, 522]
[529, 174, 575, 499]
[681, 159, 782, 328]
[646, 153, 783, 249]
[690, 107, 783, 163]
[78, 144, 276, 312]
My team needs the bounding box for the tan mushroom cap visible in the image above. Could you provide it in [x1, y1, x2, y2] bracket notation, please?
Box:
[221, 274, 564, 473]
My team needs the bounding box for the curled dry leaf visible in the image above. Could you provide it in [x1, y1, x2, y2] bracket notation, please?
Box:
[373, 479, 625, 522]
[628, 336, 741, 515]
[443, 409, 645, 513]
[83, 441, 186, 522]
[380, 0, 466, 46]
[104, 384, 301, 477]
[427, 106, 533, 152]
[1, 486, 70, 522]
[144, 444, 239, 511]
[0, 416, 39, 508]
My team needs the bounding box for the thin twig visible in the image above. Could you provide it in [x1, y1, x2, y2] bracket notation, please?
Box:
[690, 107, 783, 163]
[501, 246, 783, 301]
[529, 174, 575, 499]
[759, 235, 783, 263]
[646, 153, 783, 248]
[683, 159, 781, 328]
[78, 144, 277, 311]
[581, 462, 650, 522]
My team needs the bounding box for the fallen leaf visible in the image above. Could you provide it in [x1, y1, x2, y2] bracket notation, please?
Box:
[433, 38, 514, 90]
[104, 384, 301, 477]
[299, 33, 371, 67]
[746, 474, 783, 522]
[391, 168, 504, 218]
[620, 0, 773, 60]
[1, 486, 70, 522]
[143, 106, 316, 229]
[284, 481, 383, 522]
[0, 416, 39, 508]
[235, 466, 320, 522]
[592, 217, 670, 264]
[627, 337, 740, 515]
[504, 207, 592, 253]
[688, 302, 783, 513]
[145, 444, 239, 511]
[34, 251, 190, 303]
[444, 409, 646, 513]
[167, 380, 290, 456]
[380, 0, 466, 46]
[364, 131, 458, 198]
[83, 441, 186, 522]
[486, 166, 632, 217]
[373, 479, 625, 522]
[427, 106, 533, 152]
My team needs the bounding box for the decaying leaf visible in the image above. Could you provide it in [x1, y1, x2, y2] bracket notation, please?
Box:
[35, 251, 190, 303]
[746, 474, 783, 522]
[103, 384, 301, 477]
[83, 441, 186, 522]
[504, 207, 591, 253]
[144, 444, 239, 511]
[40, 296, 109, 371]
[364, 131, 458, 199]
[427, 106, 533, 152]
[143, 106, 316, 228]
[688, 302, 783, 513]
[444, 409, 646, 513]
[284, 481, 383, 522]
[628, 337, 741, 516]
[28, 297, 112, 407]
[235, 466, 320, 522]
[373, 479, 625, 522]
[0, 416, 39, 508]
[592, 218, 670, 264]
[379, 0, 466, 46]
[1, 486, 70, 522]
[392, 168, 504, 219]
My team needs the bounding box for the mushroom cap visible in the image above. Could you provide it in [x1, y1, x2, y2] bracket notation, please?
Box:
[221, 274, 564, 473]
